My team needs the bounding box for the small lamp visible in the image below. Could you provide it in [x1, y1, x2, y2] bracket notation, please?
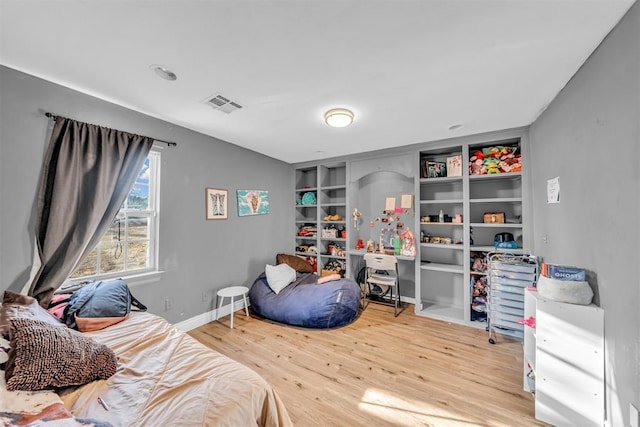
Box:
[324, 108, 354, 128]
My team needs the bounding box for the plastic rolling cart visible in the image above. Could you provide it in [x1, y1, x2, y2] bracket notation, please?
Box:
[486, 252, 538, 344]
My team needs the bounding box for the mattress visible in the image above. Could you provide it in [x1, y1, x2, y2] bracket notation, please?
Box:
[59, 311, 292, 427]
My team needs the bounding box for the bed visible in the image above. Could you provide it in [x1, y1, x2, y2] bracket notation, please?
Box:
[1, 292, 292, 427]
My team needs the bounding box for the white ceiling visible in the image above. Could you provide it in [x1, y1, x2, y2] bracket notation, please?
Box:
[0, 1, 635, 164]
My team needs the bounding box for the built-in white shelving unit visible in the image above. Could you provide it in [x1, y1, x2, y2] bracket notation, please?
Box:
[294, 166, 318, 261]
[415, 137, 529, 327]
[292, 129, 530, 328]
[294, 162, 348, 276]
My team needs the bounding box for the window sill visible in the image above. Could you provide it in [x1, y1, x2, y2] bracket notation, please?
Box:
[63, 270, 165, 291]
[122, 270, 165, 287]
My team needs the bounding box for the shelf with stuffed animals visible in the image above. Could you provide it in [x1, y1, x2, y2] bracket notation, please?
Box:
[468, 141, 522, 177]
[415, 135, 529, 328]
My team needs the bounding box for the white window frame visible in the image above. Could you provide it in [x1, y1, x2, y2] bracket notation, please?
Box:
[69, 150, 161, 283]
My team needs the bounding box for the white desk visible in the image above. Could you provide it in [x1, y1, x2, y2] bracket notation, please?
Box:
[346, 249, 415, 261]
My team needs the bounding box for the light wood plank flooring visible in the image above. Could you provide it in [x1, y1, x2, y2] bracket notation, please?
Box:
[189, 303, 545, 426]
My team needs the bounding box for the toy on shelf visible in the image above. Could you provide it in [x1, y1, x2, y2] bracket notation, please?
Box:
[470, 251, 488, 322]
[469, 145, 522, 175]
[323, 214, 343, 221]
[297, 224, 317, 237]
[322, 259, 346, 277]
[306, 256, 317, 273]
[352, 208, 362, 230]
[300, 191, 316, 205]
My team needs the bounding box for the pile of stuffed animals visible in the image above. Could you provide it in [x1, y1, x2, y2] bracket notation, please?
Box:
[469, 145, 522, 175]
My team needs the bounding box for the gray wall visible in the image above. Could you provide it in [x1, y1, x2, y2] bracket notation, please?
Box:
[0, 65, 293, 324]
[529, 3, 639, 425]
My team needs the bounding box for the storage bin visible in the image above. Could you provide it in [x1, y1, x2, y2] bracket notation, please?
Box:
[490, 261, 537, 274]
[489, 295, 525, 310]
[490, 270, 537, 282]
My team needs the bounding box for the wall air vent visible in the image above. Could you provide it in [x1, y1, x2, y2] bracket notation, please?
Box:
[203, 93, 244, 114]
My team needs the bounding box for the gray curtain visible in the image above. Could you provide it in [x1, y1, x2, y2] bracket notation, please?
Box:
[29, 117, 153, 307]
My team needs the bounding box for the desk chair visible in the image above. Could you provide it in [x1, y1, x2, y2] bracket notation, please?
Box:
[363, 253, 402, 317]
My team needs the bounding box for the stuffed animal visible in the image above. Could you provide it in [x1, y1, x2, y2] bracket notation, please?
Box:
[469, 145, 522, 175]
[471, 150, 485, 161]
[306, 256, 317, 272]
[469, 159, 486, 175]
[301, 192, 316, 205]
[486, 158, 501, 174]
[486, 146, 501, 158]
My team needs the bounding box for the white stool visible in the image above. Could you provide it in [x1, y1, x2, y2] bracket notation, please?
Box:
[215, 286, 250, 329]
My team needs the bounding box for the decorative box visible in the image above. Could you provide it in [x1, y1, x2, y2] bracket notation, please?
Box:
[446, 155, 462, 177]
[427, 161, 447, 178]
[321, 228, 337, 238]
[421, 160, 447, 178]
[483, 212, 505, 223]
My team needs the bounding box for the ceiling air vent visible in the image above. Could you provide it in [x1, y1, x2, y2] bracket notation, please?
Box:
[203, 93, 244, 114]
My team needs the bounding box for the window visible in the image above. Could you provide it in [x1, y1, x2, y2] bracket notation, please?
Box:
[71, 151, 160, 280]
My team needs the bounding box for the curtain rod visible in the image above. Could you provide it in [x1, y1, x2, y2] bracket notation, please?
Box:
[44, 112, 178, 147]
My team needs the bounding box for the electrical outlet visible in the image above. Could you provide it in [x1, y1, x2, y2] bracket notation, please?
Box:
[164, 298, 173, 311]
[543, 234, 549, 244]
[630, 403, 640, 427]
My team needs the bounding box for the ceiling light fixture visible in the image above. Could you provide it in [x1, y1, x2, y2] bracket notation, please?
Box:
[324, 108, 354, 128]
[150, 65, 177, 81]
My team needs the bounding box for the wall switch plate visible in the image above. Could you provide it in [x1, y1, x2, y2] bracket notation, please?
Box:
[631, 403, 640, 427]
[164, 298, 173, 311]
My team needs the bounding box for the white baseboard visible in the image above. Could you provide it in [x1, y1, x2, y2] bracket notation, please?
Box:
[174, 295, 415, 332]
[401, 296, 415, 305]
[174, 298, 249, 332]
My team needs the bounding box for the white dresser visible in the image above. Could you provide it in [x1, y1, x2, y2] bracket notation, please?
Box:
[523, 288, 604, 426]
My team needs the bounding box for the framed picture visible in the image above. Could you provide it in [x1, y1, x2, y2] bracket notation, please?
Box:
[205, 188, 228, 220]
[236, 189, 269, 216]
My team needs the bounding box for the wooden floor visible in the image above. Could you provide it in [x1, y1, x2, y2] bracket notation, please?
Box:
[189, 303, 545, 427]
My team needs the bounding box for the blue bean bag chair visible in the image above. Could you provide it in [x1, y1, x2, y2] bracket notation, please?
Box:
[249, 272, 360, 329]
